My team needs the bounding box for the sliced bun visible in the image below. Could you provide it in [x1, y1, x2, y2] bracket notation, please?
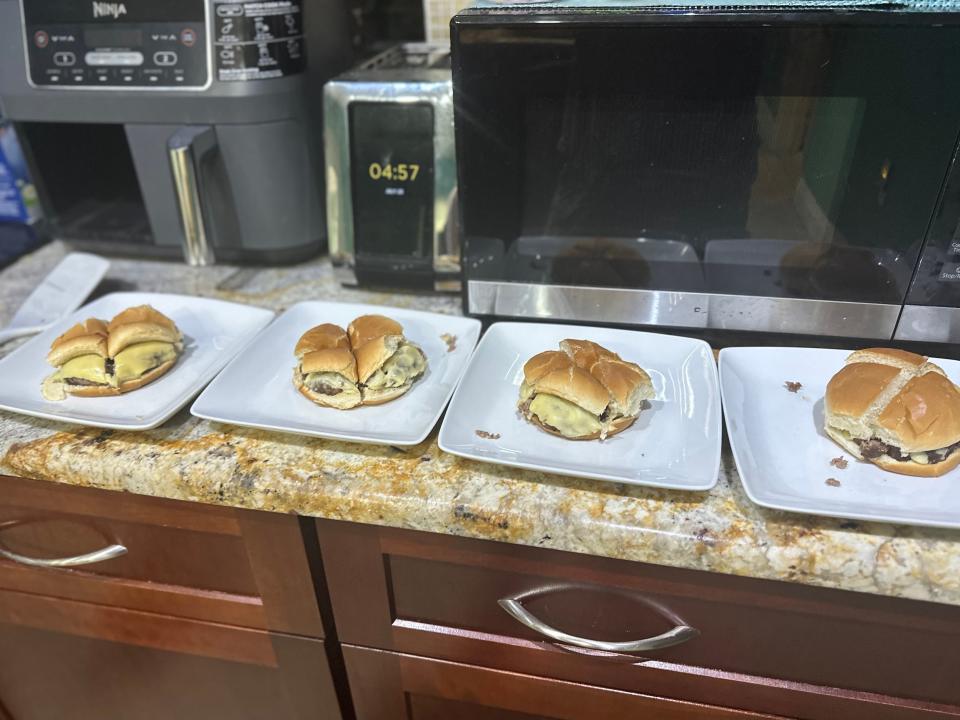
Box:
[47, 318, 109, 366]
[354, 334, 403, 384]
[295, 324, 350, 358]
[107, 305, 182, 357]
[300, 347, 358, 383]
[348, 314, 403, 350]
[522, 351, 572, 385]
[825, 348, 960, 477]
[292, 314, 425, 409]
[559, 338, 654, 416]
[63, 382, 121, 398]
[528, 359, 610, 417]
[520, 338, 653, 440]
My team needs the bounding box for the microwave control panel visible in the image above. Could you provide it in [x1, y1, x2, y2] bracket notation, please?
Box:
[21, 0, 208, 88]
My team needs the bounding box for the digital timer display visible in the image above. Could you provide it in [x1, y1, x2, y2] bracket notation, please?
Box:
[367, 162, 421, 182]
[350, 102, 434, 258]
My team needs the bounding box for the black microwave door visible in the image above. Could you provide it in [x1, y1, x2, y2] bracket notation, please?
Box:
[453, 18, 960, 309]
[896, 146, 960, 344]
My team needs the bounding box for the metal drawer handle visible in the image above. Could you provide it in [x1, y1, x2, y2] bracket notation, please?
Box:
[0, 542, 127, 568]
[498, 595, 699, 654]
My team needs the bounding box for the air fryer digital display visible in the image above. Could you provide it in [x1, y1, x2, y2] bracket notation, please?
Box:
[21, 0, 208, 88]
[349, 101, 435, 260]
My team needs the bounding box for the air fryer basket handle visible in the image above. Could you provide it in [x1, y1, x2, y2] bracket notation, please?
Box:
[167, 125, 217, 266]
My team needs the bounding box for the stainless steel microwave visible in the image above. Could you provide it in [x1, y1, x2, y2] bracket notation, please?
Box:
[451, 1, 960, 342]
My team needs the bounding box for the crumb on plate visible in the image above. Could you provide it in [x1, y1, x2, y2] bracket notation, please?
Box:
[475, 430, 501, 440]
[441, 333, 457, 352]
[825, 477, 841, 487]
[784, 381, 802, 393]
[830, 456, 848, 469]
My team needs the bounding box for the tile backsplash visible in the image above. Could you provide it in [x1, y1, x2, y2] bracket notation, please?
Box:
[423, 0, 463, 42]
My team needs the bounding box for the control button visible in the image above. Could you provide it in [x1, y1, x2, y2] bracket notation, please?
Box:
[153, 51, 178, 66]
[217, 4, 244, 16]
[33, 30, 49, 48]
[143, 69, 166, 84]
[84, 51, 144, 66]
[180, 28, 197, 47]
[53, 51, 76, 67]
[119, 68, 137, 83]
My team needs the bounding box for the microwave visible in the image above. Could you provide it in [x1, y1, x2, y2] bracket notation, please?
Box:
[451, 2, 960, 343]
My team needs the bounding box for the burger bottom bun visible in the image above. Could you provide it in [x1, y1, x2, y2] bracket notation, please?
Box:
[116, 358, 178, 393]
[64, 382, 121, 398]
[869, 450, 960, 478]
[360, 383, 413, 406]
[527, 412, 636, 441]
[825, 425, 960, 477]
[294, 376, 363, 410]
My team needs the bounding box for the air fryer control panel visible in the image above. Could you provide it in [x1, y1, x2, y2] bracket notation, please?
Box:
[21, 0, 208, 88]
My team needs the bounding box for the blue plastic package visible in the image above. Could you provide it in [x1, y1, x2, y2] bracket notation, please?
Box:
[0, 122, 40, 223]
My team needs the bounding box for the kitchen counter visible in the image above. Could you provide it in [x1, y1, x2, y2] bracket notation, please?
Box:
[2, 242, 959, 607]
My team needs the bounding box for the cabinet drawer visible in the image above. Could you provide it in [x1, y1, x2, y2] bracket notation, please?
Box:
[344, 645, 781, 720]
[318, 520, 960, 720]
[0, 587, 341, 720]
[0, 475, 324, 637]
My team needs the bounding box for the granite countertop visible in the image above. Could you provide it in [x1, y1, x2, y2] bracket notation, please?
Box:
[1, 242, 959, 608]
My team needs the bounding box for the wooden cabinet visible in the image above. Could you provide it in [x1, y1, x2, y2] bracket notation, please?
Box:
[343, 645, 783, 720]
[0, 475, 342, 720]
[0, 587, 340, 720]
[317, 519, 960, 720]
[0, 475, 323, 636]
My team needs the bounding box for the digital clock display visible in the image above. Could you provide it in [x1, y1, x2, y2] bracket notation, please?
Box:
[368, 162, 421, 182]
[350, 102, 434, 258]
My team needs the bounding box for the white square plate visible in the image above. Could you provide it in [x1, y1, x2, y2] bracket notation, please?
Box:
[720, 347, 960, 529]
[0, 292, 274, 430]
[438, 322, 721, 490]
[190, 301, 481, 445]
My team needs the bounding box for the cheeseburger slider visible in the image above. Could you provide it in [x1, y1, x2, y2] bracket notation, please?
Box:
[518, 339, 654, 440]
[825, 348, 960, 477]
[106, 305, 182, 392]
[293, 324, 362, 409]
[348, 314, 426, 405]
[41, 305, 182, 400]
[41, 318, 112, 400]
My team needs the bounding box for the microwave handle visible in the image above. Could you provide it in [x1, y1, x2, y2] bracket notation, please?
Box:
[167, 125, 217, 266]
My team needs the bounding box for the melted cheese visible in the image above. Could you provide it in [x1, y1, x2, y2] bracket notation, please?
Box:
[41, 375, 67, 401]
[365, 343, 426, 390]
[113, 342, 177, 383]
[529, 393, 601, 438]
[910, 452, 930, 465]
[59, 354, 108, 383]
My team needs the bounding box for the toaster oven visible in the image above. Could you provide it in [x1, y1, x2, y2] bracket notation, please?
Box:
[325, 43, 459, 291]
[452, 1, 960, 342]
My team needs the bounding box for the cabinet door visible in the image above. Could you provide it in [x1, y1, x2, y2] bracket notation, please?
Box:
[0, 474, 324, 637]
[318, 519, 960, 720]
[0, 588, 341, 720]
[343, 645, 781, 720]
